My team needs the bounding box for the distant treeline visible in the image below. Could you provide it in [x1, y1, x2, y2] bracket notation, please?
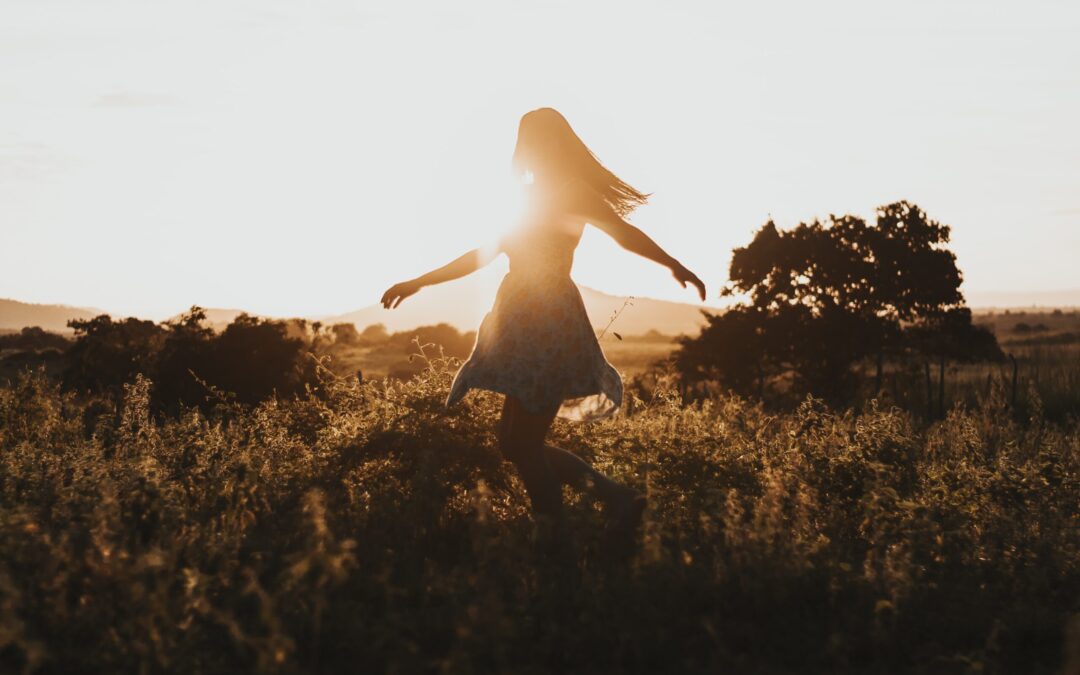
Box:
[0, 310, 478, 413]
[0, 326, 71, 352]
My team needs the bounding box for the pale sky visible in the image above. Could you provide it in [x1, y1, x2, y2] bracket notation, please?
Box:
[2, 0, 1078, 319]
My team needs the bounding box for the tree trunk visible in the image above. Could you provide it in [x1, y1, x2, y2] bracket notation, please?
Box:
[938, 354, 947, 418]
[925, 362, 933, 419]
[874, 351, 884, 396]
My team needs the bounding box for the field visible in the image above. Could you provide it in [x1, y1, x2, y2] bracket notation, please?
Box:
[880, 309, 1080, 423]
[316, 310, 1080, 423]
[1, 352, 1078, 674]
[311, 329, 679, 383]
[599, 332, 681, 377]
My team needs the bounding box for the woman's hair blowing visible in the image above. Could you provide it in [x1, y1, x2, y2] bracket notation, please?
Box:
[511, 108, 649, 218]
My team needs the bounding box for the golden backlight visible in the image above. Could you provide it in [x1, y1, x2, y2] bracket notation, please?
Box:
[0, 1, 1078, 319]
[474, 173, 532, 264]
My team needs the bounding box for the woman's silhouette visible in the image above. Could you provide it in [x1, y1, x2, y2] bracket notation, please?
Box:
[381, 108, 705, 533]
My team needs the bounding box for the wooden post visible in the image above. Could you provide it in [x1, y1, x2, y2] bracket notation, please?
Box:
[1009, 353, 1018, 409]
[938, 355, 947, 418]
[875, 351, 884, 395]
[925, 362, 933, 419]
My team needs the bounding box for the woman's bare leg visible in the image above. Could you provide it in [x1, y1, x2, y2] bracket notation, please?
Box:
[541, 445, 638, 506]
[498, 396, 562, 519]
[498, 396, 639, 516]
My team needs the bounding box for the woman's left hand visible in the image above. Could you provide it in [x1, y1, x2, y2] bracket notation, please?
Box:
[672, 263, 706, 301]
[381, 280, 422, 309]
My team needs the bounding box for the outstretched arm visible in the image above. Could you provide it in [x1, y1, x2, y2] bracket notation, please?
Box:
[575, 187, 706, 301]
[381, 247, 497, 309]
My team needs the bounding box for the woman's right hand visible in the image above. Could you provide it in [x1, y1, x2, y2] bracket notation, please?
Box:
[381, 279, 422, 309]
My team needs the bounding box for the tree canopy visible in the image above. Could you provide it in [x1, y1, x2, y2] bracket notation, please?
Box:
[676, 202, 1001, 405]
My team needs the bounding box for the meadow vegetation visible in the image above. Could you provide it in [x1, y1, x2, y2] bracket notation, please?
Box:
[1, 200, 1078, 671]
[1, 352, 1078, 673]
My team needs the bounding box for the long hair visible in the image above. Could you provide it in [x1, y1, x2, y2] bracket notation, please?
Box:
[511, 108, 649, 218]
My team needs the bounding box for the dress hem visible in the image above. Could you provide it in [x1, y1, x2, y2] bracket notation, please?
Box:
[446, 361, 623, 423]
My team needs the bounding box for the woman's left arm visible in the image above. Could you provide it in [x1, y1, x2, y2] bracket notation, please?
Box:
[576, 187, 706, 301]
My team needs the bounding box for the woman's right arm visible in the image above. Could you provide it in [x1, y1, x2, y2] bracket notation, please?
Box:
[381, 247, 499, 309]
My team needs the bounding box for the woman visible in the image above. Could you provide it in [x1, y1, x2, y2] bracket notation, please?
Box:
[381, 108, 705, 531]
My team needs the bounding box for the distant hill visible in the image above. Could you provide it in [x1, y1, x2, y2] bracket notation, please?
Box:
[0, 299, 101, 333]
[0, 286, 710, 339]
[321, 279, 714, 337]
[966, 289, 1080, 310]
[8, 287, 1078, 338]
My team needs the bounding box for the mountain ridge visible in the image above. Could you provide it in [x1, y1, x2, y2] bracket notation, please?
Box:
[1, 284, 713, 336]
[319, 282, 713, 336]
[0, 298, 103, 333]
[5, 287, 1080, 336]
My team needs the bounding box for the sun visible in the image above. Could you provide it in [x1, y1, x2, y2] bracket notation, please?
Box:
[474, 172, 532, 261]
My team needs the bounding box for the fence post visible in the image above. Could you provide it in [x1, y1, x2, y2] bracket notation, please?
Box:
[875, 351, 884, 394]
[1009, 353, 1018, 409]
[925, 362, 933, 419]
[938, 355, 947, 418]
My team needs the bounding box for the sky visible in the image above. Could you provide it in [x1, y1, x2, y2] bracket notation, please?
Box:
[2, 0, 1078, 320]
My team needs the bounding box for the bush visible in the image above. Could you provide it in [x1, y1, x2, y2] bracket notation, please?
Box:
[60, 310, 319, 413]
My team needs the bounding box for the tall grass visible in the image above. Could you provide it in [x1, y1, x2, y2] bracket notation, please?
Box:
[862, 343, 1080, 424]
[1, 357, 1078, 674]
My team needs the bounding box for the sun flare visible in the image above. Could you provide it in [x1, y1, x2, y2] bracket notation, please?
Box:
[474, 173, 532, 262]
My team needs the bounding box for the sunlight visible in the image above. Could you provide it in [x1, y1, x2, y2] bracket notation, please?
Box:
[474, 172, 531, 262]
[2, 4, 1077, 671]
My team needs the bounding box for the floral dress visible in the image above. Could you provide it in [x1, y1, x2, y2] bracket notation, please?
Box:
[445, 183, 623, 422]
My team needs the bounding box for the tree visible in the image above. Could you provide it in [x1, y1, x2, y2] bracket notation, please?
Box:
[210, 314, 316, 405]
[330, 323, 362, 346]
[154, 306, 216, 412]
[62, 309, 321, 412]
[675, 201, 1000, 405]
[386, 323, 475, 359]
[674, 306, 768, 396]
[359, 323, 390, 346]
[63, 315, 165, 396]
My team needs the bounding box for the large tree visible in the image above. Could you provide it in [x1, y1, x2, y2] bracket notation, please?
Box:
[675, 201, 999, 405]
[154, 306, 216, 412]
